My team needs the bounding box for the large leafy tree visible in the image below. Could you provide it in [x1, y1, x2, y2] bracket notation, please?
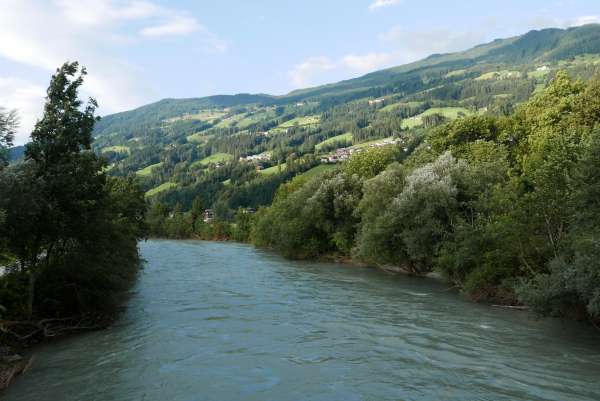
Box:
[0, 62, 146, 321]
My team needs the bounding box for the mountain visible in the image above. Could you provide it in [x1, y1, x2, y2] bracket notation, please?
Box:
[93, 24, 600, 213]
[8, 145, 24, 162]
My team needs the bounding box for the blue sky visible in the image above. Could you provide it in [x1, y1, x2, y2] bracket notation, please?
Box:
[1, 0, 599, 144]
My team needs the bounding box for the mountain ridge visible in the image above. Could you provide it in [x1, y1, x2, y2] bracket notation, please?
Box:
[87, 24, 600, 210]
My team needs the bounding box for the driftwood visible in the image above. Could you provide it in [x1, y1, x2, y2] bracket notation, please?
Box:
[0, 356, 32, 390]
[491, 304, 529, 311]
[0, 316, 103, 342]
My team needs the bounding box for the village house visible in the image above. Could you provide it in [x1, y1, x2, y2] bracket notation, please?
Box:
[368, 98, 385, 105]
[203, 209, 214, 223]
[240, 152, 271, 162]
[321, 138, 402, 163]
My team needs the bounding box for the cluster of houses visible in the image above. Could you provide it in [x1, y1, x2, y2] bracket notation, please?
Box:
[320, 138, 404, 164]
[368, 98, 385, 106]
[202, 208, 256, 223]
[239, 152, 271, 162]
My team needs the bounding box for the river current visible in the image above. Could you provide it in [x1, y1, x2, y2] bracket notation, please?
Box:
[4, 240, 600, 400]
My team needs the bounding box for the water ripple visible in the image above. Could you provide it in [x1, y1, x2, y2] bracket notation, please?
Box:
[5, 239, 600, 401]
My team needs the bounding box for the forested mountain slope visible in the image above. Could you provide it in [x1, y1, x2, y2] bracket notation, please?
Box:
[93, 24, 600, 216]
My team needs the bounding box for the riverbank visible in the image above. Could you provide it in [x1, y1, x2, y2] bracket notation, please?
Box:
[0, 310, 126, 390]
[0, 348, 33, 390]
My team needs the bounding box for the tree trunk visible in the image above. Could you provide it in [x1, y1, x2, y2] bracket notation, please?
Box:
[26, 271, 37, 320]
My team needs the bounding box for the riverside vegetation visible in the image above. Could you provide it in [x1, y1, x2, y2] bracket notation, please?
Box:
[132, 26, 600, 327]
[148, 72, 600, 327]
[0, 62, 148, 374]
[3, 25, 600, 350]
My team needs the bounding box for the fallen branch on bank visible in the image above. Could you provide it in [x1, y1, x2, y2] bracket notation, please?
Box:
[0, 316, 105, 343]
[491, 305, 529, 311]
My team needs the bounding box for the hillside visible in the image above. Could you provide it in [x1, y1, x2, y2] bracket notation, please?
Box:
[93, 24, 600, 215]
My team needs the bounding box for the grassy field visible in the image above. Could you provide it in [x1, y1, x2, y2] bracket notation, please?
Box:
[379, 101, 424, 113]
[476, 70, 521, 81]
[445, 69, 468, 78]
[136, 162, 163, 177]
[259, 163, 287, 175]
[186, 133, 213, 143]
[401, 107, 472, 129]
[528, 68, 552, 79]
[145, 182, 177, 197]
[166, 109, 228, 123]
[299, 164, 337, 179]
[278, 115, 320, 128]
[315, 133, 353, 151]
[533, 83, 547, 95]
[101, 145, 130, 154]
[215, 112, 249, 128]
[195, 153, 233, 166]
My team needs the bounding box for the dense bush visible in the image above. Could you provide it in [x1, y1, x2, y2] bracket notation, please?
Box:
[251, 72, 600, 323]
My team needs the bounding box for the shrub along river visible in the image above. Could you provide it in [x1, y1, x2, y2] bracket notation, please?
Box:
[4, 240, 600, 400]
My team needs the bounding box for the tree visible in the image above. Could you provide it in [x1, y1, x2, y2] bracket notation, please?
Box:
[0, 62, 147, 323]
[0, 107, 18, 168]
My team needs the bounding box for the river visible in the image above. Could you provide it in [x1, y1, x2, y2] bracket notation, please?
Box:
[4, 240, 600, 400]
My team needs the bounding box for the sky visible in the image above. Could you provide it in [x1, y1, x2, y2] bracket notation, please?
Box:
[1, 0, 600, 144]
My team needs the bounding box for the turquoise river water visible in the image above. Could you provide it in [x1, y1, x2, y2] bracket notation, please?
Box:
[4, 240, 600, 400]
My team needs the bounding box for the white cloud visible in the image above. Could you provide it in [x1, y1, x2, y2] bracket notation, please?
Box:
[570, 15, 600, 26]
[0, 77, 46, 145]
[56, 0, 160, 26]
[378, 25, 487, 59]
[0, 0, 228, 144]
[527, 15, 600, 30]
[369, 0, 401, 10]
[289, 24, 492, 90]
[342, 53, 395, 73]
[289, 57, 336, 88]
[140, 15, 201, 37]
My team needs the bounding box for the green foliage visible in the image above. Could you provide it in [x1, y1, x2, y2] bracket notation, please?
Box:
[250, 71, 600, 323]
[0, 62, 147, 323]
[0, 108, 17, 168]
[253, 171, 362, 258]
[343, 146, 399, 179]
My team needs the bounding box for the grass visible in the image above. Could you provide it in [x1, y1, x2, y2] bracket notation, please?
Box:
[379, 101, 424, 113]
[528, 68, 551, 79]
[145, 182, 177, 197]
[476, 70, 521, 81]
[166, 110, 227, 123]
[186, 133, 213, 143]
[300, 164, 337, 179]
[101, 145, 129, 154]
[401, 107, 472, 129]
[533, 83, 547, 95]
[315, 133, 353, 151]
[278, 115, 320, 128]
[195, 153, 233, 166]
[215, 113, 249, 128]
[445, 69, 468, 78]
[136, 162, 163, 177]
[259, 163, 287, 175]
